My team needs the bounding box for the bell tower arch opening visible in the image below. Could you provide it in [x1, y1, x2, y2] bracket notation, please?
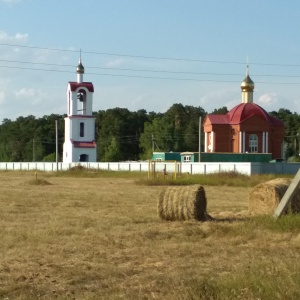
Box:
[77, 89, 87, 115]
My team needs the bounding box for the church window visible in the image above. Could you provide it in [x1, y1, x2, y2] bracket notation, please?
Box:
[249, 134, 258, 153]
[80, 122, 84, 137]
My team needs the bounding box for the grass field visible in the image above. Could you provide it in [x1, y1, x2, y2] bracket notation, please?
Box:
[1, 170, 300, 299]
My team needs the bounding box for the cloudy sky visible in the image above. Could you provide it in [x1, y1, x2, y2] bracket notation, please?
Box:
[0, 0, 300, 122]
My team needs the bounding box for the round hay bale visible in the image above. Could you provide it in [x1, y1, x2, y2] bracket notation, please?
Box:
[249, 178, 300, 215]
[158, 185, 207, 221]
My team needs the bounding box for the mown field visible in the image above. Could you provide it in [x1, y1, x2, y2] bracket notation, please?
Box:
[1, 170, 300, 300]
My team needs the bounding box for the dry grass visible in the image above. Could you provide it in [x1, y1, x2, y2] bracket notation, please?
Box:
[1, 171, 300, 299]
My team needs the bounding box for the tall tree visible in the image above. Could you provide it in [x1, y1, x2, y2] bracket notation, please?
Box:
[210, 106, 228, 114]
[95, 108, 150, 161]
[139, 104, 207, 159]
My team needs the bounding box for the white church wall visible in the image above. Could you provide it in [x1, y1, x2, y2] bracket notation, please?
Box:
[0, 162, 299, 175]
[69, 117, 95, 141]
[71, 147, 97, 163]
[85, 93, 93, 115]
[69, 91, 77, 115]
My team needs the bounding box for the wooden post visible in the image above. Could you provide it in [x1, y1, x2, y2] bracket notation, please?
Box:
[198, 116, 201, 162]
[55, 120, 58, 171]
[273, 168, 300, 218]
[174, 161, 177, 180]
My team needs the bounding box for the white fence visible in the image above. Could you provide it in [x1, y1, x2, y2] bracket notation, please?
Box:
[0, 161, 299, 175]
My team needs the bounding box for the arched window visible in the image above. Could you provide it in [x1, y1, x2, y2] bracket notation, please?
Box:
[249, 134, 258, 153]
[80, 122, 84, 137]
[79, 154, 89, 162]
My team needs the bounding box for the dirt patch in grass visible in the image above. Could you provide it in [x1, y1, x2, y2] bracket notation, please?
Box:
[26, 178, 52, 186]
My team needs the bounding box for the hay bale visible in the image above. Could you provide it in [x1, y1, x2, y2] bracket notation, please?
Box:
[158, 185, 207, 221]
[249, 178, 300, 215]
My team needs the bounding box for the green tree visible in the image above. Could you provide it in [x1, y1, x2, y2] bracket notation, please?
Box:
[102, 136, 122, 162]
[210, 106, 228, 114]
[95, 108, 149, 162]
[139, 104, 207, 159]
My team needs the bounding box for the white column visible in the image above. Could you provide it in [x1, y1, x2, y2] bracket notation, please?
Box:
[239, 132, 242, 153]
[204, 132, 208, 152]
[211, 131, 215, 152]
[266, 132, 269, 153]
[243, 132, 246, 152]
[77, 73, 83, 83]
[262, 132, 265, 153]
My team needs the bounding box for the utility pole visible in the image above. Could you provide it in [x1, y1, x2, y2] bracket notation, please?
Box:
[152, 134, 154, 153]
[32, 139, 35, 162]
[198, 116, 202, 162]
[56, 120, 58, 171]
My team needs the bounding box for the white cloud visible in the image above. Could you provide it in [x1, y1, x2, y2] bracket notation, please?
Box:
[199, 87, 239, 112]
[257, 93, 277, 105]
[15, 88, 46, 105]
[0, 29, 74, 121]
[1, 0, 21, 3]
[105, 58, 125, 67]
[0, 30, 28, 43]
[0, 91, 5, 105]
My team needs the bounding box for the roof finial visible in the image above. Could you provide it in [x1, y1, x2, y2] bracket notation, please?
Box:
[246, 65, 249, 76]
[76, 49, 84, 76]
[246, 56, 249, 76]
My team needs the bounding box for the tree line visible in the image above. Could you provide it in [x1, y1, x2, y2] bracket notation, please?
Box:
[0, 104, 299, 162]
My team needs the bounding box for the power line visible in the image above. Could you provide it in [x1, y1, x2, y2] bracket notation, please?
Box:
[2, 58, 300, 78]
[0, 65, 73, 74]
[1, 42, 300, 67]
[1, 64, 300, 85]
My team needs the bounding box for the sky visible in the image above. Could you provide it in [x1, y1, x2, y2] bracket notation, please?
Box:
[0, 0, 300, 122]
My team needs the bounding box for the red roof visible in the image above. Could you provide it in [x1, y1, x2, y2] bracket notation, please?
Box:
[205, 103, 284, 127]
[205, 114, 229, 124]
[72, 141, 96, 148]
[68, 82, 94, 92]
[227, 103, 284, 126]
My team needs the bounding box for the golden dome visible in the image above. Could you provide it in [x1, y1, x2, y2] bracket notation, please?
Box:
[76, 60, 85, 74]
[241, 66, 254, 91]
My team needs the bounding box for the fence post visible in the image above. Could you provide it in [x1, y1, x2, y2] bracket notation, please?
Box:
[273, 168, 300, 218]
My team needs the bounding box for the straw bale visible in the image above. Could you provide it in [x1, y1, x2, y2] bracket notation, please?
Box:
[249, 178, 300, 215]
[158, 185, 207, 221]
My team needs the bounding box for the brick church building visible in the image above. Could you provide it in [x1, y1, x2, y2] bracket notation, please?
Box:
[203, 67, 284, 159]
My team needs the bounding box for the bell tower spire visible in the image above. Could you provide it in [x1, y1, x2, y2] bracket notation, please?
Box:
[76, 50, 84, 83]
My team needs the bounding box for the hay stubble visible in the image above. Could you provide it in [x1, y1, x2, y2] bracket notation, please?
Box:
[1, 172, 300, 299]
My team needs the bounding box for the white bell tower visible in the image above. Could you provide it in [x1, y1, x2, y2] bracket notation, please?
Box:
[63, 57, 97, 163]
